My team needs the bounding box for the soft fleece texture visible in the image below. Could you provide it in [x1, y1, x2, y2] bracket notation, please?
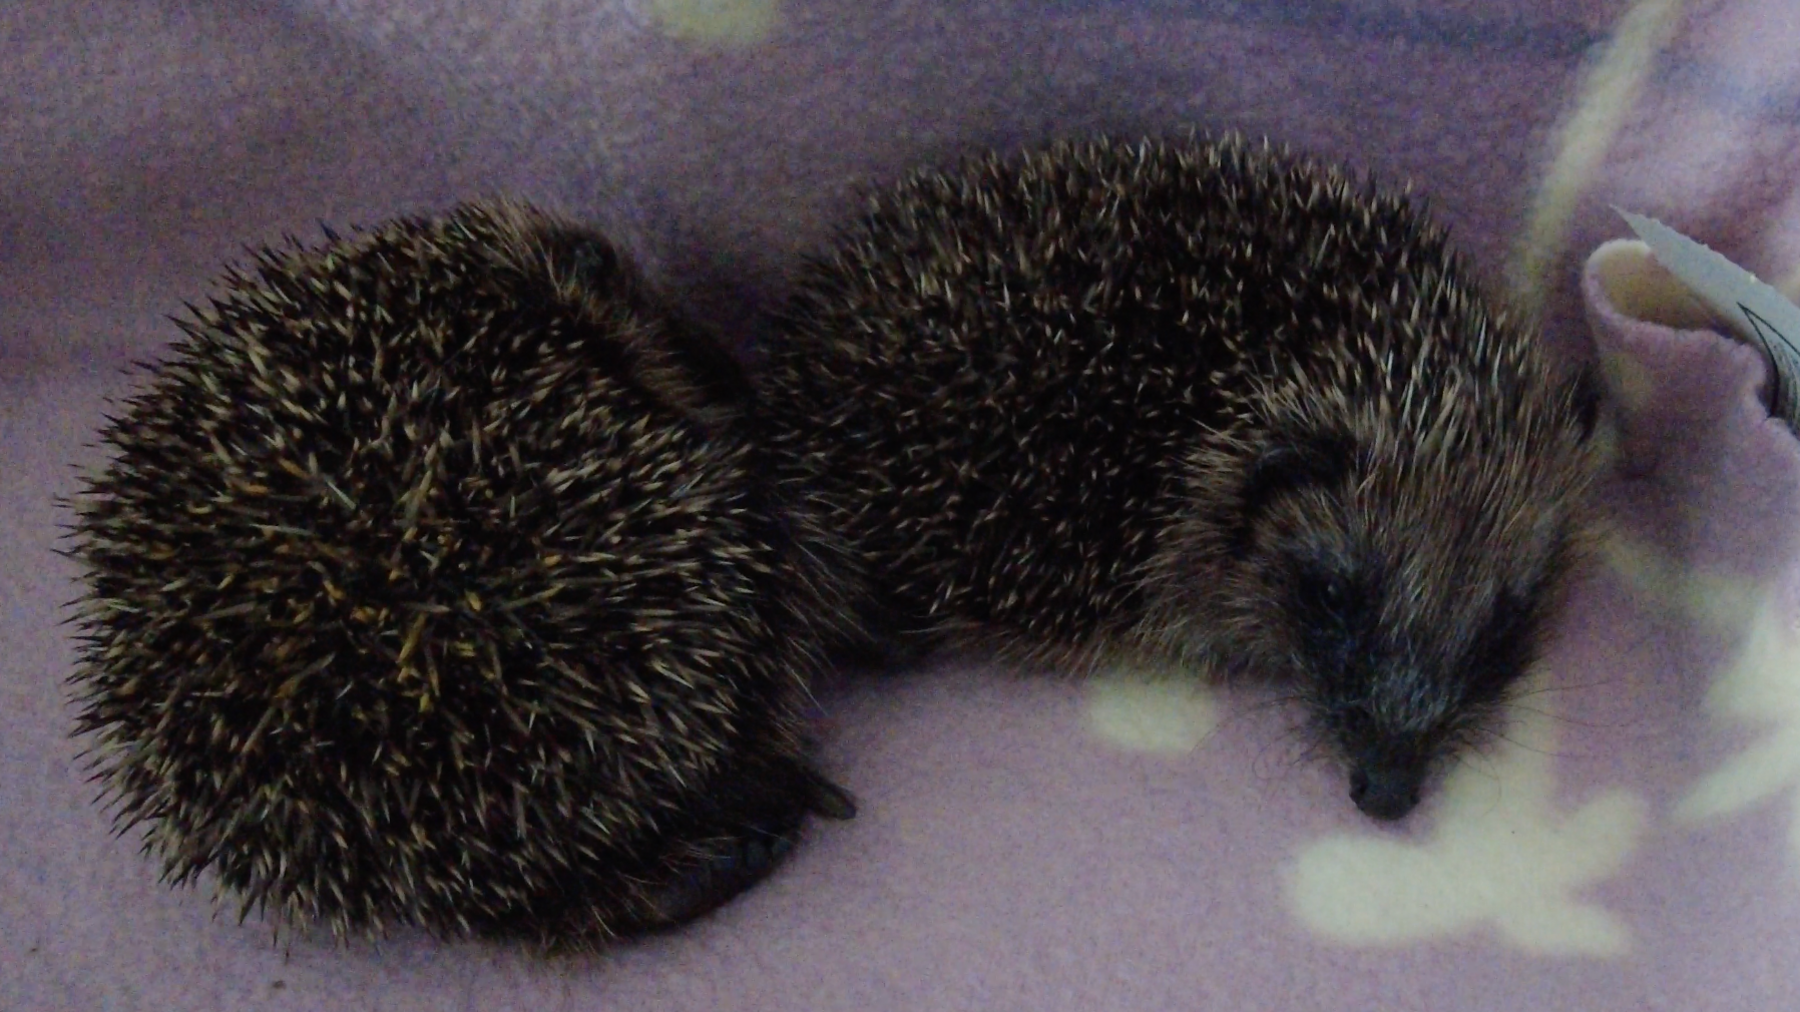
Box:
[5, 1, 1800, 1010]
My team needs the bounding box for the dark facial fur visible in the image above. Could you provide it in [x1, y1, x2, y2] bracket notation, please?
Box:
[64, 199, 854, 948]
[758, 133, 1605, 821]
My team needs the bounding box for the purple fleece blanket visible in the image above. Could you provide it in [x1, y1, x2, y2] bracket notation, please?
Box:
[5, 1, 1799, 1009]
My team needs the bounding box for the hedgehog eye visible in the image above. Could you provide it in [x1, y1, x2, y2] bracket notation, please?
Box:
[1294, 564, 1358, 626]
[1465, 586, 1539, 697]
[1288, 561, 1370, 674]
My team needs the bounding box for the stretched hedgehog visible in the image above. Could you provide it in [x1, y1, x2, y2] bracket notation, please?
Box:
[65, 199, 854, 947]
[755, 133, 1605, 821]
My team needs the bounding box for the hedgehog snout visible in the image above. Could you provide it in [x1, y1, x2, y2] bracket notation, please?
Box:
[1348, 758, 1426, 821]
[1330, 701, 1436, 821]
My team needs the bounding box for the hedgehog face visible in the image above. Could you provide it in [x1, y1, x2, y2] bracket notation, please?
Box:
[1191, 401, 1598, 822]
[1274, 540, 1542, 822]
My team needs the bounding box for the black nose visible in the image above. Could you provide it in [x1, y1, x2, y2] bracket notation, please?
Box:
[1349, 766, 1422, 821]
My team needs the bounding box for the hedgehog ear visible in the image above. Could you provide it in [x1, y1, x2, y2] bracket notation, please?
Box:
[1463, 584, 1542, 700]
[1231, 428, 1359, 555]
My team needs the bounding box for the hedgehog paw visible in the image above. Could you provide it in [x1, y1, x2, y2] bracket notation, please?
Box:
[642, 827, 799, 927]
[639, 765, 855, 928]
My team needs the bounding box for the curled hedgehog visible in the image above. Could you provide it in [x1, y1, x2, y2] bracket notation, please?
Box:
[756, 133, 1605, 821]
[64, 200, 854, 948]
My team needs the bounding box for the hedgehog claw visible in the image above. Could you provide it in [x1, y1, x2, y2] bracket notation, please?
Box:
[797, 764, 858, 821]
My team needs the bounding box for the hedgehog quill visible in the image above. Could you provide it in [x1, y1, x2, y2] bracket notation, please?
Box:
[64, 200, 855, 947]
[757, 133, 1605, 821]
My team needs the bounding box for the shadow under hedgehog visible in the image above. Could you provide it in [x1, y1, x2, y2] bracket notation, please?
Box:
[754, 132, 1607, 822]
[64, 200, 854, 949]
